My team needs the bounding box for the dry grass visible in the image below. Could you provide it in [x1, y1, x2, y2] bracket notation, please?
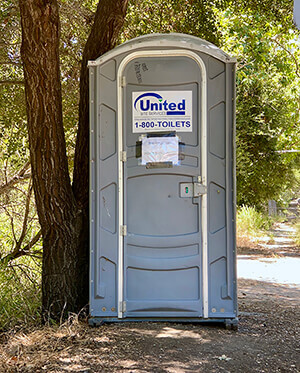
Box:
[236, 234, 259, 249]
[295, 220, 300, 247]
[0, 315, 90, 373]
[0, 284, 299, 373]
[236, 206, 274, 253]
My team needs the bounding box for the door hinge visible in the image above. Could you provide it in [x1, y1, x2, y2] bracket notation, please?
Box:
[120, 150, 127, 162]
[119, 301, 126, 312]
[120, 225, 127, 236]
[119, 76, 126, 87]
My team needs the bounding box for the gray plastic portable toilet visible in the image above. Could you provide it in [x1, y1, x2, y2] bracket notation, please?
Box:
[89, 33, 237, 328]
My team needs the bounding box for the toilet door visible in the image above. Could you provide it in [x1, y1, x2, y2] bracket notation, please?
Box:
[118, 52, 207, 318]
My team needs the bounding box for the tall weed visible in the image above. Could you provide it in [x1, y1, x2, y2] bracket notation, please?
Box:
[237, 205, 272, 238]
[295, 221, 300, 247]
[0, 256, 41, 331]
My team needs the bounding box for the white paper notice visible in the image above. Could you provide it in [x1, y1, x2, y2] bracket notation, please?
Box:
[141, 137, 179, 165]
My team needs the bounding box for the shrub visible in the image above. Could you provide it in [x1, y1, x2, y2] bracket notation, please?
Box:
[0, 256, 41, 331]
[237, 205, 272, 237]
[295, 221, 300, 247]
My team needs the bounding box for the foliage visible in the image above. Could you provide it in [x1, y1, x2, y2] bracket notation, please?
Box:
[59, 0, 99, 166]
[216, 7, 300, 208]
[0, 256, 41, 330]
[0, 1, 27, 168]
[230, 0, 293, 30]
[121, 0, 223, 45]
[295, 220, 300, 246]
[237, 205, 273, 238]
[0, 181, 41, 265]
[277, 169, 300, 207]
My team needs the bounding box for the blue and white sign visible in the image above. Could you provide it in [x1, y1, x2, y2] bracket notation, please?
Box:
[133, 91, 193, 133]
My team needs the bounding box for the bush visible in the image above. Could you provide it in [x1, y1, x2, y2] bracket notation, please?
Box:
[295, 221, 300, 247]
[237, 205, 272, 237]
[0, 257, 41, 331]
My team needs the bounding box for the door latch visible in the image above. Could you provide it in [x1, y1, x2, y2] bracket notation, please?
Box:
[180, 182, 207, 197]
[193, 183, 207, 197]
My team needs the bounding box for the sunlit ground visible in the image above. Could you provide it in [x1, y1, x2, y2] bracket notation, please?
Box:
[238, 256, 300, 287]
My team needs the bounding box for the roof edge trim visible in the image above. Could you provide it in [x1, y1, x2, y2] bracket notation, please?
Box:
[88, 33, 236, 67]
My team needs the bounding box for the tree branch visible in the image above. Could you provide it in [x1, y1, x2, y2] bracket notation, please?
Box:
[0, 230, 42, 266]
[15, 180, 33, 251]
[272, 36, 300, 79]
[0, 61, 22, 66]
[237, 59, 255, 71]
[0, 80, 24, 85]
[0, 161, 31, 196]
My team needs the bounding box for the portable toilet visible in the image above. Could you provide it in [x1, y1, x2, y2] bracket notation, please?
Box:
[89, 33, 237, 329]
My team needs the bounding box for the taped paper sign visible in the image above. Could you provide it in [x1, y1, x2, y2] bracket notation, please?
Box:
[141, 136, 179, 165]
[133, 91, 192, 133]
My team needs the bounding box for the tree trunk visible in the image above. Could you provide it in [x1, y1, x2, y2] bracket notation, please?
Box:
[19, 0, 128, 319]
[19, 0, 85, 318]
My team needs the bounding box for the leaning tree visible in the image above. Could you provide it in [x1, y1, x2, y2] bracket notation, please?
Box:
[19, 0, 129, 318]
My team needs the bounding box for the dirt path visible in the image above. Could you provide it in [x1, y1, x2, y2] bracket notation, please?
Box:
[0, 276, 299, 373]
[0, 221, 299, 372]
[237, 220, 300, 289]
[238, 220, 300, 257]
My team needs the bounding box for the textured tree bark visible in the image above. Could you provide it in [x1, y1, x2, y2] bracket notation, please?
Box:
[19, 0, 84, 317]
[18, 0, 128, 319]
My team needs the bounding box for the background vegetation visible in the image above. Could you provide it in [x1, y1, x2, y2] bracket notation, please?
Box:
[0, 0, 299, 329]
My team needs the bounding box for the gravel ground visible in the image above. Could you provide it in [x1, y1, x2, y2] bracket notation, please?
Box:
[1, 221, 299, 372]
[0, 278, 299, 372]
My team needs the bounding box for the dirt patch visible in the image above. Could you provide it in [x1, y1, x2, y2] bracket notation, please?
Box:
[0, 279, 299, 372]
[1, 222, 298, 372]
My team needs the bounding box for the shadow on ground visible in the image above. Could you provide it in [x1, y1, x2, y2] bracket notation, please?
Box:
[0, 279, 299, 372]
